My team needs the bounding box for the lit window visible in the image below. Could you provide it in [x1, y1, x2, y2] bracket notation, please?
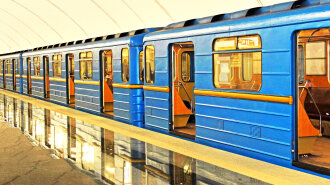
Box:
[139, 51, 144, 83]
[27, 58, 31, 76]
[145, 46, 155, 84]
[13, 59, 19, 75]
[213, 35, 262, 91]
[102, 50, 112, 79]
[6, 60, 12, 75]
[0, 60, 2, 74]
[79, 52, 93, 80]
[121, 48, 129, 82]
[22, 59, 25, 75]
[52, 54, 62, 77]
[238, 35, 262, 49]
[214, 37, 237, 51]
[181, 52, 193, 82]
[33, 57, 41, 76]
[305, 41, 326, 75]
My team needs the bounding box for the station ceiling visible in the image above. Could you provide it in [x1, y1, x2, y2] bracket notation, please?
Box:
[0, 0, 294, 54]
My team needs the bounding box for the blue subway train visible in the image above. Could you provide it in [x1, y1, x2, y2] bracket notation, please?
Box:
[0, 0, 330, 177]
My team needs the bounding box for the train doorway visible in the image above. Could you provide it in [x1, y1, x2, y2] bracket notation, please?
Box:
[101, 50, 114, 116]
[296, 28, 330, 174]
[67, 54, 75, 106]
[170, 42, 195, 139]
[27, 58, 32, 95]
[43, 56, 50, 99]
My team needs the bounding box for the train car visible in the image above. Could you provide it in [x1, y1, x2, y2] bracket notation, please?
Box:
[21, 28, 158, 126]
[143, 0, 330, 174]
[0, 53, 21, 92]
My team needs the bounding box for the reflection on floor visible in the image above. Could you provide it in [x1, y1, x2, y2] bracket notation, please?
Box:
[0, 122, 100, 185]
[300, 137, 330, 169]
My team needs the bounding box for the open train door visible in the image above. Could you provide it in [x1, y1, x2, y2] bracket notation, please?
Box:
[43, 56, 50, 99]
[100, 50, 114, 116]
[295, 28, 330, 174]
[66, 54, 75, 106]
[170, 42, 195, 139]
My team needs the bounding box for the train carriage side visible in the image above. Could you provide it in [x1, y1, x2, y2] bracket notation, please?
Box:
[143, 2, 330, 170]
[16, 54, 22, 93]
[0, 54, 21, 92]
[22, 54, 44, 98]
[73, 46, 103, 113]
[68, 33, 145, 126]
[48, 51, 67, 104]
[111, 34, 146, 127]
[4, 58, 13, 91]
[22, 56, 29, 95]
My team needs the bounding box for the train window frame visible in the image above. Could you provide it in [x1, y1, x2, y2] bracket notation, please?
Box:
[145, 45, 155, 84]
[79, 51, 93, 80]
[33, 56, 41, 76]
[212, 35, 262, 91]
[52, 54, 62, 78]
[139, 50, 144, 83]
[121, 48, 129, 83]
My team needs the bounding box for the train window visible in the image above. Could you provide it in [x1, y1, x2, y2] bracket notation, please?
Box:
[145, 45, 155, 84]
[0, 60, 2, 74]
[102, 50, 112, 78]
[139, 51, 144, 83]
[33, 57, 41, 76]
[79, 51, 93, 80]
[305, 41, 326, 75]
[121, 48, 129, 82]
[181, 52, 194, 82]
[238, 35, 262, 49]
[214, 37, 237, 51]
[6, 60, 12, 74]
[213, 35, 262, 91]
[13, 59, 19, 75]
[297, 45, 305, 83]
[52, 54, 62, 77]
[22, 58, 25, 75]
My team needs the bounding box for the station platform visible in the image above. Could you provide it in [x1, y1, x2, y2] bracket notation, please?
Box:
[0, 89, 329, 185]
[0, 122, 100, 185]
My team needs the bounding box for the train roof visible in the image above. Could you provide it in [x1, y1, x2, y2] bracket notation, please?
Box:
[0, 53, 21, 60]
[19, 28, 159, 57]
[144, 0, 330, 42]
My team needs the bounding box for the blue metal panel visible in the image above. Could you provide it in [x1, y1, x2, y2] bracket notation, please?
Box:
[144, 90, 170, 133]
[49, 80, 66, 104]
[5, 76, 13, 90]
[31, 78, 44, 98]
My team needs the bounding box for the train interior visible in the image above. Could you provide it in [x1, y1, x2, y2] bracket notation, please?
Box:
[297, 28, 330, 171]
[170, 42, 196, 139]
[101, 50, 114, 116]
[67, 54, 75, 106]
[43, 56, 50, 99]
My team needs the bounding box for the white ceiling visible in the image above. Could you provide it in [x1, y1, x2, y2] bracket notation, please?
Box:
[0, 0, 294, 54]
